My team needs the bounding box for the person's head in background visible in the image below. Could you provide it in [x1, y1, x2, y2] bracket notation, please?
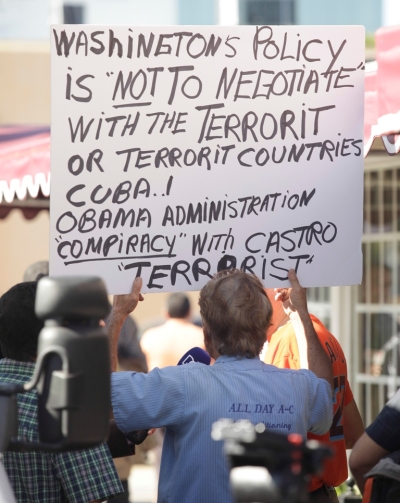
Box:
[0, 260, 49, 361]
[166, 292, 191, 320]
[23, 260, 49, 282]
[0, 282, 44, 362]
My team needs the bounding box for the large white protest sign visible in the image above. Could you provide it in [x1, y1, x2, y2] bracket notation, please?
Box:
[50, 25, 365, 294]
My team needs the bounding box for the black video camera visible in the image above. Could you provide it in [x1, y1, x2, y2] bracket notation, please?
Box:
[0, 276, 111, 453]
[212, 419, 332, 503]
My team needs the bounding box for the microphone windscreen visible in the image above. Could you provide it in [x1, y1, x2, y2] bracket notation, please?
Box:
[177, 347, 211, 366]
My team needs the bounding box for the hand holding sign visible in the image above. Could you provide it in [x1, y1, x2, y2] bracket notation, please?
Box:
[274, 269, 308, 318]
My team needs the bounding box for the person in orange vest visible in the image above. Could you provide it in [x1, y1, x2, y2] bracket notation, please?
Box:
[264, 272, 364, 503]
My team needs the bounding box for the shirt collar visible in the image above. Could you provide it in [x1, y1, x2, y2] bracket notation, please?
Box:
[214, 354, 261, 365]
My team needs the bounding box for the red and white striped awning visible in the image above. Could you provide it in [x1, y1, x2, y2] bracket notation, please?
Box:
[0, 125, 50, 218]
[364, 25, 400, 156]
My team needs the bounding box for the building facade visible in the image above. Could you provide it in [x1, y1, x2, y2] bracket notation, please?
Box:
[2, 0, 399, 40]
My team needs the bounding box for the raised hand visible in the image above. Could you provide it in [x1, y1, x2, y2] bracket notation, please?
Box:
[274, 269, 308, 318]
[112, 277, 144, 317]
[108, 278, 144, 372]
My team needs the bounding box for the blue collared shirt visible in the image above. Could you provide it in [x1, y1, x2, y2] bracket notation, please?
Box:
[112, 355, 332, 503]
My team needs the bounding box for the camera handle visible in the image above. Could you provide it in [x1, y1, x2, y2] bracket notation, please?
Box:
[0, 344, 84, 453]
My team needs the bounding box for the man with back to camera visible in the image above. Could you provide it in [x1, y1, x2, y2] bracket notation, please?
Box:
[107, 269, 334, 503]
[140, 292, 205, 371]
[0, 281, 123, 503]
[264, 286, 364, 502]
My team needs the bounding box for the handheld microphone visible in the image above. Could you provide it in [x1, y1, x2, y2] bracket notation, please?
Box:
[124, 348, 211, 446]
[177, 347, 211, 366]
